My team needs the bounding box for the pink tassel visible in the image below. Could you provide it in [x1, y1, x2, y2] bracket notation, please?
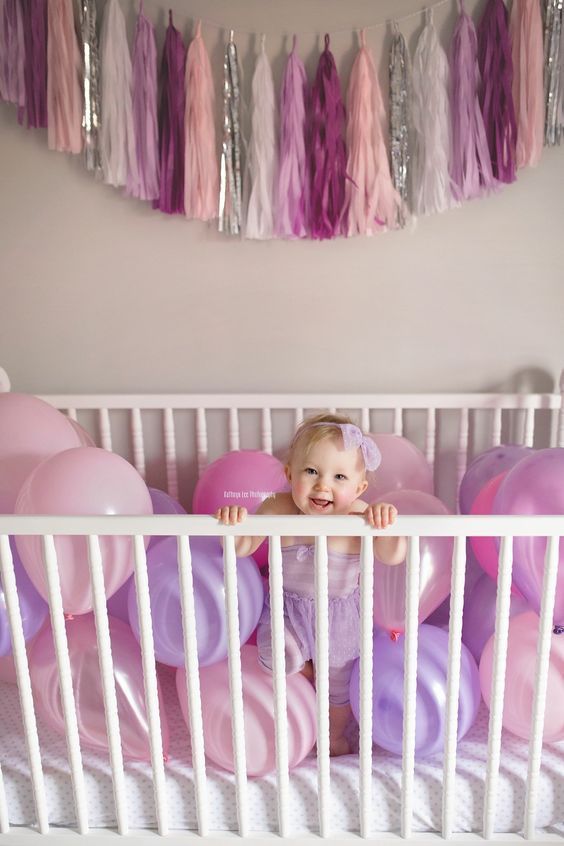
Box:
[510, 0, 544, 167]
[449, 1, 497, 201]
[47, 0, 83, 154]
[246, 34, 277, 240]
[345, 29, 400, 235]
[275, 35, 309, 239]
[184, 20, 218, 221]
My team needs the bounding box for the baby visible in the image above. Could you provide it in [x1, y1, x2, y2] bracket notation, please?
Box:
[216, 413, 407, 756]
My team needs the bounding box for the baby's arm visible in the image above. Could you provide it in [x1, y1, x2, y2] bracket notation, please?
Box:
[215, 496, 279, 558]
[364, 502, 407, 566]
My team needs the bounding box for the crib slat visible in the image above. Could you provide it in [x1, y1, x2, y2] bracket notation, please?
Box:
[483, 535, 514, 840]
[456, 408, 469, 506]
[261, 408, 273, 454]
[229, 407, 240, 451]
[523, 407, 535, 447]
[492, 408, 502, 447]
[99, 407, 112, 452]
[223, 534, 249, 837]
[425, 407, 436, 471]
[268, 535, 290, 837]
[196, 408, 208, 477]
[441, 535, 467, 838]
[557, 371, 564, 447]
[393, 407, 403, 437]
[163, 408, 179, 500]
[0, 535, 48, 833]
[361, 407, 370, 432]
[87, 535, 128, 835]
[401, 536, 420, 840]
[524, 535, 560, 839]
[0, 762, 8, 834]
[132, 535, 169, 836]
[314, 535, 331, 838]
[359, 536, 374, 839]
[67, 407, 78, 422]
[42, 534, 89, 834]
[294, 408, 304, 429]
[177, 535, 209, 837]
[131, 408, 146, 479]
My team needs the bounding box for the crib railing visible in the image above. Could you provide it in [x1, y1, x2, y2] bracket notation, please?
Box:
[0, 513, 562, 841]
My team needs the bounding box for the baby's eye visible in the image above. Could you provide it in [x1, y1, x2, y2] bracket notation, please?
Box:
[335, 474, 347, 481]
[305, 467, 317, 475]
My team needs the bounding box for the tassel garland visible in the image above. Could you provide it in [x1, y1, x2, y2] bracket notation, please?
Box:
[127, 2, 159, 201]
[1, 0, 25, 113]
[389, 23, 411, 226]
[246, 35, 277, 239]
[21, 0, 47, 128]
[80, 0, 102, 173]
[219, 32, 243, 235]
[47, 0, 83, 154]
[543, 0, 563, 146]
[510, 0, 544, 167]
[154, 11, 186, 215]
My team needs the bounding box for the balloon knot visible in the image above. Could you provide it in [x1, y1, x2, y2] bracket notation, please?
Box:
[390, 630, 400, 642]
[553, 625, 564, 635]
[65, 613, 74, 621]
[163, 754, 169, 763]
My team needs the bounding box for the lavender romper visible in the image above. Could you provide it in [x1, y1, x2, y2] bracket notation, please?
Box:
[256, 543, 360, 705]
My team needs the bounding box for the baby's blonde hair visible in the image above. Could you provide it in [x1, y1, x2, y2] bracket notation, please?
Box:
[286, 412, 360, 467]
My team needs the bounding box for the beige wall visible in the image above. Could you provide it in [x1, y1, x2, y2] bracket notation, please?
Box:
[1, 0, 563, 396]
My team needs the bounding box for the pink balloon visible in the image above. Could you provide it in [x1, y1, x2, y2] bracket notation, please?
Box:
[29, 615, 169, 760]
[364, 434, 434, 502]
[462, 573, 529, 663]
[469, 472, 507, 581]
[15, 447, 153, 615]
[372, 490, 453, 636]
[0, 654, 17, 684]
[192, 450, 289, 568]
[176, 644, 317, 776]
[479, 611, 564, 742]
[0, 393, 82, 512]
[67, 418, 96, 447]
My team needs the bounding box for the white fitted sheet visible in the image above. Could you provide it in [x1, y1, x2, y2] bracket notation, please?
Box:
[1, 670, 563, 835]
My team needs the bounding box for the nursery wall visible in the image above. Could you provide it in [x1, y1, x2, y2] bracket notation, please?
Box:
[0, 0, 563, 397]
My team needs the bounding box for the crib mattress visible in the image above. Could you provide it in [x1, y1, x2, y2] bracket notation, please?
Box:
[2, 670, 563, 835]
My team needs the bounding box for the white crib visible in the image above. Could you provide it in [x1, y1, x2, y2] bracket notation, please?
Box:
[0, 366, 563, 845]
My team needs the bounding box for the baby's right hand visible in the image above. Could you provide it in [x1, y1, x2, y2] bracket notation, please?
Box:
[215, 506, 248, 525]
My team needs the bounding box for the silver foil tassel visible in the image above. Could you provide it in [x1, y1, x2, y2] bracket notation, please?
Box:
[218, 31, 243, 235]
[80, 0, 102, 173]
[543, 0, 563, 145]
[389, 22, 411, 227]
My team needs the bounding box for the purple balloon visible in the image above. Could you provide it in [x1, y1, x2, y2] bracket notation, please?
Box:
[127, 536, 264, 667]
[459, 445, 534, 514]
[462, 572, 529, 662]
[493, 448, 564, 628]
[147, 487, 187, 549]
[0, 538, 48, 657]
[349, 624, 481, 757]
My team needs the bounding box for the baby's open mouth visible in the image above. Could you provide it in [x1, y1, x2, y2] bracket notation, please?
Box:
[310, 498, 333, 508]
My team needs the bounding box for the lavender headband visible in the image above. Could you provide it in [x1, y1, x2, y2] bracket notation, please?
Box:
[309, 423, 381, 472]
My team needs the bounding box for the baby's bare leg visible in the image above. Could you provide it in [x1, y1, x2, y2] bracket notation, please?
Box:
[300, 659, 314, 682]
[329, 703, 352, 756]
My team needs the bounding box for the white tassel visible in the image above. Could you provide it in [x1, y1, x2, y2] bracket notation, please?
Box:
[99, 0, 138, 188]
[245, 35, 277, 240]
[412, 9, 454, 215]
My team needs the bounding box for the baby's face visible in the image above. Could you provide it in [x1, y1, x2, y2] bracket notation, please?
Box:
[286, 436, 368, 516]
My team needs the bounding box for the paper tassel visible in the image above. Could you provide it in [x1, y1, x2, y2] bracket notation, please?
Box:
[412, 9, 453, 215]
[126, 2, 159, 201]
[47, 0, 83, 154]
[477, 0, 517, 183]
[345, 29, 400, 235]
[245, 35, 277, 240]
[310, 34, 347, 240]
[389, 23, 411, 227]
[0, 0, 25, 113]
[21, 0, 47, 128]
[275, 36, 309, 239]
[510, 0, 544, 167]
[219, 32, 243, 235]
[184, 20, 218, 221]
[154, 11, 185, 215]
[449, 2, 497, 201]
[80, 0, 102, 173]
[100, 0, 137, 188]
[543, 0, 563, 146]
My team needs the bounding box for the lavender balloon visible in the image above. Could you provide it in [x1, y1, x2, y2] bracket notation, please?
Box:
[147, 486, 187, 549]
[349, 625, 481, 757]
[127, 536, 264, 667]
[493, 448, 564, 629]
[459, 445, 533, 513]
[0, 538, 48, 657]
[462, 572, 529, 662]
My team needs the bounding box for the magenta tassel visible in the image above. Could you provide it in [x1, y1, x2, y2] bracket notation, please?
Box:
[154, 11, 185, 215]
[477, 0, 516, 183]
[450, 2, 497, 201]
[126, 2, 159, 201]
[1, 0, 26, 115]
[310, 34, 347, 240]
[21, 0, 47, 128]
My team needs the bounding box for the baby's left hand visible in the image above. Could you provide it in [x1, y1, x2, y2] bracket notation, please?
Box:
[365, 502, 398, 529]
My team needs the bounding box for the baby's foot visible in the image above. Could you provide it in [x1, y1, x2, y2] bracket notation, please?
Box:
[329, 736, 351, 757]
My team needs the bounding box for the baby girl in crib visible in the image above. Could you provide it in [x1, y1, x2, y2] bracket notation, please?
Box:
[216, 413, 407, 757]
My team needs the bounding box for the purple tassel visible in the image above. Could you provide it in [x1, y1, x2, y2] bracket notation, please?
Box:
[477, 0, 517, 183]
[449, 2, 497, 201]
[126, 1, 159, 201]
[310, 34, 347, 239]
[21, 0, 47, 128]
[1, 0, 26, 116]
[154, 10, 185, 215]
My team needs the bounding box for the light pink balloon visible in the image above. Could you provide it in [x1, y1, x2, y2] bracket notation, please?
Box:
[29, 615, 169, 760]
[470, 472, 506, 580]
[372, 490, 453, 636]
[0, 393, 82, 512]
[15, 447, 153, 615]
[364, 434, 434, 501]
[67, 418, 96, 447]
[0, 654, 17, 684]
[479, 611, 564, 742]
[176, 644, 317, 776]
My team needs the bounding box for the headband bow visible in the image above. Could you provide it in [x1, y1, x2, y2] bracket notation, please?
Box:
[311, 422, 381, 471]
